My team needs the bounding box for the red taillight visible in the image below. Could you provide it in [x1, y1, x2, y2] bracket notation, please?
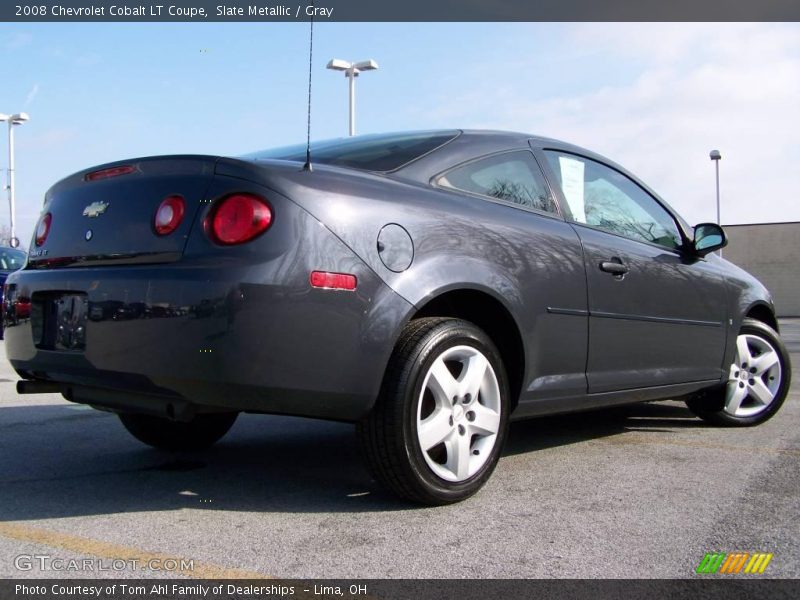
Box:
[15, 297, 31, 319]
[207, 194, 272, 245]
[310, 271, 357, 291]
[154, 195, 185, 236]
[35, 213, 52, 246]
[85, 165, 136, 181]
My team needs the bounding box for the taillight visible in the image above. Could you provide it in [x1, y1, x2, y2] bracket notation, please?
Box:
[85, 165, 135, 181]
[310, 271, 357, 291]
[207, 194, 272, 245]
[35, 213, 52, 246]
[15, 297, 31, 319]
[154, 195, 185, 236]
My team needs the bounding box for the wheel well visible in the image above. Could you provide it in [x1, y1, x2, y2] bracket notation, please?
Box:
[413, 289, 525, 410]
[746, 304, 779, 332]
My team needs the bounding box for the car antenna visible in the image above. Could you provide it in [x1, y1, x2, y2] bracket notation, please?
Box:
[302, 10, 314, 172]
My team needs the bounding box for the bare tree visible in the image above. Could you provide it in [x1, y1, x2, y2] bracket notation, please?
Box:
[486, 179, 552, 213]
[0, 223, 11, 247]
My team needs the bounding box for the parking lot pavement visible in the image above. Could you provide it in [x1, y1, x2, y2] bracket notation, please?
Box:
[0, 321, 798, 580]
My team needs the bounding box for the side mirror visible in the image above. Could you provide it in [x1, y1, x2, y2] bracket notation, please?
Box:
[693, 223, 727, 257]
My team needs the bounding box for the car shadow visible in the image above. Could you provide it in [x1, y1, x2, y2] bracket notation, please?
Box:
[503, 400, 707, 456]
[0, 400, 708, 520]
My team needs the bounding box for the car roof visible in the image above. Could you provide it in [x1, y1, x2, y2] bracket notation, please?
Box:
[441, 129, 613, 161]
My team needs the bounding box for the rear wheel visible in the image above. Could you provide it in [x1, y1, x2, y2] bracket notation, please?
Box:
[686, 318, 791, 426]
[358, 317, 510, 505]
[119, 412, 238, 451]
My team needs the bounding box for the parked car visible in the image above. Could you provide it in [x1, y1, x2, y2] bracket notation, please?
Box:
[0, 246, 27, 339]
[3, 130, 791, 504]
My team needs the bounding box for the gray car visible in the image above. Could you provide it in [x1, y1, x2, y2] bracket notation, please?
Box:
[3, 130, 791, 505]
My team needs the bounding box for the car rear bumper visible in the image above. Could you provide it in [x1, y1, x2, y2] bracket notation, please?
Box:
[3, 252, 412, 423]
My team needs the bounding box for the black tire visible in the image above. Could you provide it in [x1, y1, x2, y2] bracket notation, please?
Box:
[358, 317, 510, 505]
[686, 318, 791, 426]
[119, 412, 238, 451]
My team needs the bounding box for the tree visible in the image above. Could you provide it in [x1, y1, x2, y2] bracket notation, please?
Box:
[0, 223, 11, 247]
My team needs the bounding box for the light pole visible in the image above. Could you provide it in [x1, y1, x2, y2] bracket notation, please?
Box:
[326, 58, 378, 136]
[710, 149, 722, 257]
[0, 112, 30, 248]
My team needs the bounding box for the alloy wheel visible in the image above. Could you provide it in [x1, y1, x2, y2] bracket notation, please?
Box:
[724, 333, 782, 417]
[416, 345, 502, 482]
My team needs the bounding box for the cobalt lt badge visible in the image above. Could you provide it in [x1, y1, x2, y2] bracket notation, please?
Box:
[83, 201, 109, 218]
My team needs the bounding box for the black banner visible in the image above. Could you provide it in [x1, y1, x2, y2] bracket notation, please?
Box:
[2, 0, 800, 22]
[2, 579, 800, 600]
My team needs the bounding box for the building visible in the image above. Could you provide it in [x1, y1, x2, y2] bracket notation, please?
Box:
[722, 222, 800, 317]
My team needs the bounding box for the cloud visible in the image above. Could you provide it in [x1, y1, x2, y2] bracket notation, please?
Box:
[427, 24, 800, 226]
[24, 83, 39, 107]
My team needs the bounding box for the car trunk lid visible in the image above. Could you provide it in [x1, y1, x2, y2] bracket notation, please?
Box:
[29, 156, 218, 268]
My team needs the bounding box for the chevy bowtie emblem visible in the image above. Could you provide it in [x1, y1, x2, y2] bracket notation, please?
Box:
[83, 201, 109, 218]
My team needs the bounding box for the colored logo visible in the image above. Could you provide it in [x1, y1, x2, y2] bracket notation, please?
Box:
[696, 552, 773, 574]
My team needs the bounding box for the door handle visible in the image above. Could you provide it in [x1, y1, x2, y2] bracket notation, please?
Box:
[599, 259, 629, 275]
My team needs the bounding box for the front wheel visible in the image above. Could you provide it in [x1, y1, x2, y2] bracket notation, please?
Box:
[119, 412, 238, 451]
[686, 318, 791, 426]
[358, 317, 510, 505]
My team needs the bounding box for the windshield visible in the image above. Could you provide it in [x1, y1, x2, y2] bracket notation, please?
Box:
[244, 130, 459, 172]
[0, 247, 26, 271]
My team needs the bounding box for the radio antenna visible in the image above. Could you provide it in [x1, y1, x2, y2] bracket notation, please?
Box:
[302, 11, 314, 172]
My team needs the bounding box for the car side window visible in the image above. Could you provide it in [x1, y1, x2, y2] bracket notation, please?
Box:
[543, 151, 682, 250]
[437, 151, 557, 214]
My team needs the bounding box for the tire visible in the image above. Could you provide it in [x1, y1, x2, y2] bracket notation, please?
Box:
[686, 318, 791, 426]
[119, 412, 238, 451]
[358, 317, 510, 505]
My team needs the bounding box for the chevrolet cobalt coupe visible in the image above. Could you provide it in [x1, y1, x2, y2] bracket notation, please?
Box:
[4, 130, 791, 505]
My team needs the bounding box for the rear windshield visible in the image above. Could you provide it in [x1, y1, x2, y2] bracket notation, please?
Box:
[244, 130, 459, 172]
[0, 247, 26, 271]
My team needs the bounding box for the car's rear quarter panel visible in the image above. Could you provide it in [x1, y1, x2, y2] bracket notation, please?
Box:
[5, 172, 412, 421]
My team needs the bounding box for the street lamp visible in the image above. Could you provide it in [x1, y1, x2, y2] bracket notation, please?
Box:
[709, 149, 722, 257]
[0, 112, 30, 248]
[326, 58, 378, 136]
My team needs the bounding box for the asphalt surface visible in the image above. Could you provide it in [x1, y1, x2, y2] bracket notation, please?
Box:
[0, 320, 798, 579]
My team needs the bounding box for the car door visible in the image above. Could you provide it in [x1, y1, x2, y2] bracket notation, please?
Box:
[538, 149, 728, 393]
[434, 150, 590, 404]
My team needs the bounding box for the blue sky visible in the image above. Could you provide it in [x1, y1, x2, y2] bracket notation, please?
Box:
[1, 22, 799, 242]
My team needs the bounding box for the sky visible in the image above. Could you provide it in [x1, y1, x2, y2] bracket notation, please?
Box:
[0, 22, 799, 243]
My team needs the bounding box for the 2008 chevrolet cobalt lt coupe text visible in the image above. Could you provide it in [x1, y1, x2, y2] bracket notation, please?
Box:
[3, 130, 791, 504]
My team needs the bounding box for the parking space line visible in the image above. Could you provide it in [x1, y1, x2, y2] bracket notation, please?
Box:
[0, 522, 270, 579]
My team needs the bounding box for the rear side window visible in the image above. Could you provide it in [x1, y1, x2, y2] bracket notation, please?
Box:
[245, 130, 459, 172]
[437, 151, 557, 214]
